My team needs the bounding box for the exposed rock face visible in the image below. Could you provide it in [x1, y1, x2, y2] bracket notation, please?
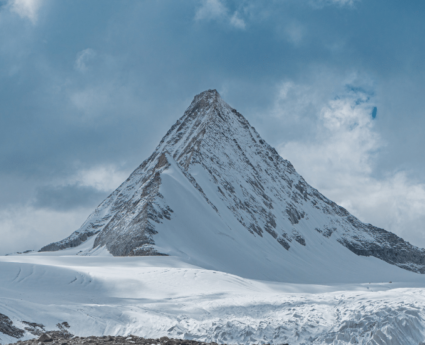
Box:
[40, 89, 425, 274]
[40, 231, 99, 252]
[0, 315, 72, 342]
[0, 314, 24, 339]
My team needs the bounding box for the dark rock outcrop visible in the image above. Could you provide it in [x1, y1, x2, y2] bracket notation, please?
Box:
[0, 314, 24, 339]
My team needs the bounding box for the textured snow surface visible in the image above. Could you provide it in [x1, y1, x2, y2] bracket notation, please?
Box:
[2, 254, 425, 345]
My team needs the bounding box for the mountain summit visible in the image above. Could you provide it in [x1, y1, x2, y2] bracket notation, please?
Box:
[40, 90, 425, 282]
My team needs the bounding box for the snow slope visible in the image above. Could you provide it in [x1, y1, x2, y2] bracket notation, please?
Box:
[2, 252, 425, 345]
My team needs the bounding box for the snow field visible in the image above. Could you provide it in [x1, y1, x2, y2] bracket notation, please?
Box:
[2, 254, 425, 345]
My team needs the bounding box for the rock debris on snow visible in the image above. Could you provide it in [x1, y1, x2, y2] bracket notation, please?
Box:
[7, 334, 288, 345]
[0, 314, 24, 339]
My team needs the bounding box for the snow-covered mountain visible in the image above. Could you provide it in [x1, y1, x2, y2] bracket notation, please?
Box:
[41, 89, 425, 280]
[5, 90, 425, 345]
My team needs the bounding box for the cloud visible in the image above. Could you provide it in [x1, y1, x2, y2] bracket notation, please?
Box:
[70, 85, 113, 119]
[195, 0, 227, 21]
[32, 164, 129, 211]
[0, 164, 129, 254]
[0, 206, 90, 255]
[230, 12, 246, 29]
[74, 48, 96, 72]
[33, 164, 129, 211]
[33, 184, 107, 211]
[195, 0, 246, 29]
[30, 165, 129, 211]
[265, 71, 342, 130]
[68, 82, 140, 122]
[277, 81, 425, 247]
[330, 0, 358, 5]
[309, 0, 359, 8]
[69, 165, 129, 192]
[38, 164, 129, 207]
[8, 0, 43, 23]
[283, 22, 305, 44]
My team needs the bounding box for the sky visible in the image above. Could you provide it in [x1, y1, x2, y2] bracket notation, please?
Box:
[1, 0, 425, 255]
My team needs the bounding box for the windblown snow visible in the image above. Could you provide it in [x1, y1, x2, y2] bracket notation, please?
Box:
[3, 90, 425, 345]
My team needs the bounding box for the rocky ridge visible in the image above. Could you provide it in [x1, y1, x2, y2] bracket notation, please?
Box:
[40, 89, 425, 274]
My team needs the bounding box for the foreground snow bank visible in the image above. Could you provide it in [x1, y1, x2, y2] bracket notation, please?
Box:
[1, 255, 425, 345]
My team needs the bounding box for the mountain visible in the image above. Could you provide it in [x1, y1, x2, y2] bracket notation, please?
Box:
[40, 89, 425, 281]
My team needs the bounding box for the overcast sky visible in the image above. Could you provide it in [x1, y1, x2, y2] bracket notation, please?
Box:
[1, 0, 425, 255]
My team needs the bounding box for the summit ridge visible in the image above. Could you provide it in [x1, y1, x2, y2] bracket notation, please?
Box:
[39, 90, 425, 281]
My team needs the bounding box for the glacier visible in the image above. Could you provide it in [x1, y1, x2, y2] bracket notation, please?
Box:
[2, 251, 425, 345]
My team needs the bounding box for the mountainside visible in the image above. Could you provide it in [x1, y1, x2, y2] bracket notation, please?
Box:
[40, 89, 425, 279]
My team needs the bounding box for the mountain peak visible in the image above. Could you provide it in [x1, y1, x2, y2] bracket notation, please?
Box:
[191, 89, 221, 106]
[185, 89, 234, 121]
[39, 90, 425, 279]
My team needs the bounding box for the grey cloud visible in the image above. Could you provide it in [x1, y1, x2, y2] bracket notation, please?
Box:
[33, 184, 108, 211]
[74, 48, 96, 72]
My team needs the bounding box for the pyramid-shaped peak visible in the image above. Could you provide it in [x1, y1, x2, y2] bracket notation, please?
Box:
[39, 89, 425, 281]
[184, 89, 246, 127]
[193, 89, 221, 103]
[187, 89, 228, 114]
